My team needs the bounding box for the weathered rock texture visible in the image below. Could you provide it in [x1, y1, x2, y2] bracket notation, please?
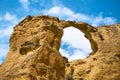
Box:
[0, 15, 120, 80]
[65, 24, 120, 80]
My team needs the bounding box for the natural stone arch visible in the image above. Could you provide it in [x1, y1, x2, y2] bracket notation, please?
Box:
[60, 26, 92, 61]
[0, 15, 119, 80]
[59, 21, 98, 55]
[0, 15, 99, 80]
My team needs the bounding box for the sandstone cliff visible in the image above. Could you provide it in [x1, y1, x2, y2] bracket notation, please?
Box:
[0, 15, 120, 80]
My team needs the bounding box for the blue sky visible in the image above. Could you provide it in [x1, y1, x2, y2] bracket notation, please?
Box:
[0, 0, 119, 63]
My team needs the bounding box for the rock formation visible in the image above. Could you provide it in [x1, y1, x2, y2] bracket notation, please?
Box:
[65, 24, 120, 80]
[0, 15, 120, 80]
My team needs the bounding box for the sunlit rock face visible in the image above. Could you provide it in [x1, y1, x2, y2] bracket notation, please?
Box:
[0, 15, 120, 80]
[65, 24, 120, 80]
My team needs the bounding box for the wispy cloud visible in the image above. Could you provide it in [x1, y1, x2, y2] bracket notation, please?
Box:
[0, 26, 13, 38]
[19, 0, 30, 11]
[0, 12, 19, 64]
[3, 12, 18, 24]
[0, 44, 9, 64]
[69, 50, 86, 61]
[43, 6, 116, 26]
[43, 6, 90, 21]
[60, 45, 87, 61]
[0, 12, 18, 38]
[91, 13, 116, 26]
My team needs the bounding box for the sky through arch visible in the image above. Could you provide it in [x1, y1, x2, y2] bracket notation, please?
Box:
[60, 27, 92, 61]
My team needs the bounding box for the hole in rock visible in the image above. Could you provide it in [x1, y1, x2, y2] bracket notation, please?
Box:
[59, 27, 92, 61]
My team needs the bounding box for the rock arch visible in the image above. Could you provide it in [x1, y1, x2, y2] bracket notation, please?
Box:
[59, 21, 98, 55]
[0, 15, 98, 80]
[2, 15, 120, 80]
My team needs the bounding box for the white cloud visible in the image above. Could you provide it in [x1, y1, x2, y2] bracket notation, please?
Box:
[19, 0, 30, 10]
[43, 6, 116, 26]
[59, 27, 92, 61]
[104, 17, 116, 25]
[0, 12, 18, 38]
[0, 44, 9, 64]
[43, 6, 89, 21]
[0, 61, 3, 64]
[0, 12, 19, 64]
[60, 48, 69, 58]
[91, 13, 116, 26]
[52, 0, 62, 6]
[4, 12, 18, 24]
[61, 27, 92, 53]
[69, 50, 86, 61]
[60, 48, 86, 61]
[0, 26, 13, 38]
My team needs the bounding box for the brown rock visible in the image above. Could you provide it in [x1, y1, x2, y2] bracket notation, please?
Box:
[65, 24, 120, 80]
[0, 15, 120, 80]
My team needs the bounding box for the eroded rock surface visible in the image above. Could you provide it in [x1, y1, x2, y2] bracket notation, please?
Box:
[0, 15, 120, 80]
[65, 24, 120, 80]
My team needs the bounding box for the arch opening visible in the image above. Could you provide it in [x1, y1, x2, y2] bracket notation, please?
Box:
[59, 27, 92, 61]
